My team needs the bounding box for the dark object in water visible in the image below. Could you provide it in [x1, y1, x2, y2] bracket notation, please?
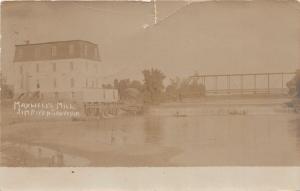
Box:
[120, 104, 143, 115]
[285, 101, 294, 108]
[286, 99, 300, 108]
[228, 109, 247, 115]
[285, 99, 300, 113]
[174, 111, 187, 117]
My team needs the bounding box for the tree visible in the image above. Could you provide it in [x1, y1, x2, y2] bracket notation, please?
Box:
[287, 77, 297, 96]
[1, 73, 14, 99]
[287, 70, 300, 98]
[102, 83, 113, 89]
[113, 79, 119, 89]
[130, 80, 143, 91]
[117, 79, 130, 100]
[165, 76, 205, 101]
[296, 69, 300, 98]
[142, 68, 165, 104]
[165, 77, 181, 100]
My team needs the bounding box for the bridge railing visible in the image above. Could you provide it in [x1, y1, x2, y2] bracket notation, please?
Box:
[206, 88, 289, 95]
[190, 72, 296, 96]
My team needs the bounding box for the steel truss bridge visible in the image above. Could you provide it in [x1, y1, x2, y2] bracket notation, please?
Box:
[189, 72, 296, 96]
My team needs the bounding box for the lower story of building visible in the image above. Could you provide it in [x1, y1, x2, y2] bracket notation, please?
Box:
[15, 88, 119, 103]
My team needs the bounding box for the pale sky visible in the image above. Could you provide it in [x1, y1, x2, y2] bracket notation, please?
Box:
[1, 0, 300, 85]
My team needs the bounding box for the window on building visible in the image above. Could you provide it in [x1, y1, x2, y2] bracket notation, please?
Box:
[17, 48, 23, 59]
[36, 64, 39, 73]
[70, 62, 74, 71]
[84, 44, 88, 56]
[52, 63, 56, 72]
[35, 47, 40, 58]
[20, 66, 23, 74]
[51, 46, 57, 57]
[37, 80, 40, 89]
[54, 92, 59, 99]
[71, 78, 74, 88]
[94, 63, 98, 72]
[103, 90, 106, 99]
[94, 47, 98, 59]
[53, 78, 57, 88]
[86, 79, 88, 88]
[71, 92, 75, 99]
[69, 44, 74, 55]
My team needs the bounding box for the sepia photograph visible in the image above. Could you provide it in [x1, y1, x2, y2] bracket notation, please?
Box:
[1, 0, 300, 168]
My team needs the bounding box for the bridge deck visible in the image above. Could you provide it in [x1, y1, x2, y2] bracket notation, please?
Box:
[190, 72, 296, 95]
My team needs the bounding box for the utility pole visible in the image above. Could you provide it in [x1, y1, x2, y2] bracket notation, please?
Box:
[153, 0, 158, 25]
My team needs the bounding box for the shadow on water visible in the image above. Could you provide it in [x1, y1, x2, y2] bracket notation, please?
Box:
[144, 116, 164, 144]
[289, 117, 300, 154]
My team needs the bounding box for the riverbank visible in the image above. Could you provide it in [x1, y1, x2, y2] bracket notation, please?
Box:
[1, 119, 181, 166]
[1, 96, 300, 166]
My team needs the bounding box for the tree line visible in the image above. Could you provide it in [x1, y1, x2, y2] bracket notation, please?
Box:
[3, 68, 300, 102]
[104, 68, 206, 104]
[287, 70, 300, 98]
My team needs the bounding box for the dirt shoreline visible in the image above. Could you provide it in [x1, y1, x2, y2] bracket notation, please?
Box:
[1, 139, 181, 167]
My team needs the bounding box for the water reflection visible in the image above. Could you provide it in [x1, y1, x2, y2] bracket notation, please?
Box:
[5, 98, 300, 166]
[289, 118, 300, 155]
[144, 116, 164, 144]
[97, 103, 300, 165]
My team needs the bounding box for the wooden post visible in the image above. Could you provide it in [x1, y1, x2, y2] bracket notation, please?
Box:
[254, 74, 256, 95]
[215, 76, 218, 94]
[281, 72, 284, 89]
[296, 70, 300, 98]
[202, 76, 206, 95]
[227, 75, 230, 94]
[281, 72, 284, 94]
[241, 75, 244, 95]
[267, 73, 270, 95]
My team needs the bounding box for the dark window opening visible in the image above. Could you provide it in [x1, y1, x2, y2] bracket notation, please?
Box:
[37, 80, 40, 89]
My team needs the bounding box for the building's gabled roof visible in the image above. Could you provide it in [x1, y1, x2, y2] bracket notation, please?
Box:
[14, 40, 101, 62]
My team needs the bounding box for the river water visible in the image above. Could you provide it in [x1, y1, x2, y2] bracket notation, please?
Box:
[94, 97, 300, 165]
[3, 97, 300, 166]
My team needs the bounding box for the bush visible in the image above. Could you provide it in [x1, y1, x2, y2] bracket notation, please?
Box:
[295, 70, 300, 98]
[1, 84, 14, 99]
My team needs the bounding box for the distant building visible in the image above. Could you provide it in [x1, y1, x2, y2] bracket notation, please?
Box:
[14, 40, 118, 102]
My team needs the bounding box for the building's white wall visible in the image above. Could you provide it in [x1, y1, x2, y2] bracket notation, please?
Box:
[83, 89, 119, 102]
[14, 58, 101, 95]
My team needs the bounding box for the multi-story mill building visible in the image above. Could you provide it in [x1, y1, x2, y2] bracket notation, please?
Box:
[14, 40, 118, 102]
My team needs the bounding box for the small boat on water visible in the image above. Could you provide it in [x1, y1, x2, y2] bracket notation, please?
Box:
[174, 111, 187, 117]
